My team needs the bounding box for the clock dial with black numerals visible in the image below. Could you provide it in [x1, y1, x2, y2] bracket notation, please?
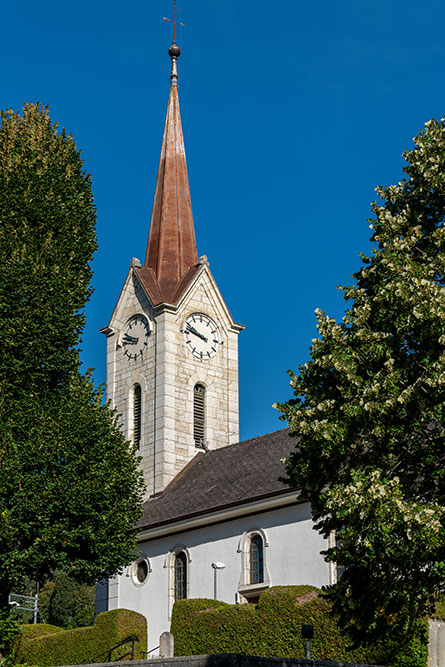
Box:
[184, 313, 219, 360]
[122, 315, 151, 361]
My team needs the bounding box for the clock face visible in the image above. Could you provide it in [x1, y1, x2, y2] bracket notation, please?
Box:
[122, 315, 151, 361]
[184, 313, 219, 360]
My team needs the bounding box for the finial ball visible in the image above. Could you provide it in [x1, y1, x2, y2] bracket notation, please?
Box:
[168, 43, 181, 58]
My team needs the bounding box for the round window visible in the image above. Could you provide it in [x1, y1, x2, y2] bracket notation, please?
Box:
[133, 558, 150, 585]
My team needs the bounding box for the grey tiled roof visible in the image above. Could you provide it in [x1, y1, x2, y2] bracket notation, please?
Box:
[137, 428, 298, 532]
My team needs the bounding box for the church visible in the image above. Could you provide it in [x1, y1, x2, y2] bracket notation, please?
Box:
[95, 39, 333, 651]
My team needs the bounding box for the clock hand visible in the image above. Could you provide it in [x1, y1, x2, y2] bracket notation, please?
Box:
[186, 325, 208, 342]
[123, 334, 138, 345]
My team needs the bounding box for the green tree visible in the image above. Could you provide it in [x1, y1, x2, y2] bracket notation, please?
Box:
[276, 118, 445, 643]
[37, 573, 95, 628]
[37, 580, 56, 624]
[48, 572, 75, 628]
[70, 583, 95, 628]
[0, 104, 144, 614]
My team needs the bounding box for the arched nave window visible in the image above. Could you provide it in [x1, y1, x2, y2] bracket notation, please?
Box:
[193, 383, 205, 447]
[165, 545, 191, 618]
[174, 551, 187, 601]
[250, 534, 264, 585]
[237, 528, 270, 602]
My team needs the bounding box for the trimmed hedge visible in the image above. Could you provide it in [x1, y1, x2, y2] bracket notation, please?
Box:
[15, 623, 63, 645]
[171, 586, 427, 667]
[15, 608, 147, 665]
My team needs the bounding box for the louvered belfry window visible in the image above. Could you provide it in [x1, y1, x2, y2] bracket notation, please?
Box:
[193, 383, 205, 447]
[133, 384, 142, 449]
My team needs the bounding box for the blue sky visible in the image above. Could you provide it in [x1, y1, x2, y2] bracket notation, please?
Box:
[2, 0, 444, 441]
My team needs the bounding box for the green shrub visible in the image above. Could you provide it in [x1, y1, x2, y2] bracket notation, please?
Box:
[434, 598, 445, 620]
[171, 586, 427, 667]
[250, 586, 362, 661]
[12, 624, 62, 663]
[15, 608, 147, 666]
[0, 610, 23, 656]
[378, 618, 428, 667]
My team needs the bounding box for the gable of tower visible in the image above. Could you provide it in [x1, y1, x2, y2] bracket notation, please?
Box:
[174, 262, 243, 335]
[105, 265, 156, 335]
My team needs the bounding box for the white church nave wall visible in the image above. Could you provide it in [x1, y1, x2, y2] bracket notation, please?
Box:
[116, 502, 330, 651]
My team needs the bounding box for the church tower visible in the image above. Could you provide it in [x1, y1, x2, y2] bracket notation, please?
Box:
[101, 41, 244, 500]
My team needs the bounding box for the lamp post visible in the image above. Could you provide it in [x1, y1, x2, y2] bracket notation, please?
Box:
[211, 562, 226, 600]
[301, 624, 314, 660]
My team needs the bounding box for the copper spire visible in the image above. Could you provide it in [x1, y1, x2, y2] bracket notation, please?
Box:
[143, 42, 198, 304]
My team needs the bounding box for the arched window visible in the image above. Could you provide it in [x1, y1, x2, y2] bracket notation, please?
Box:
[165, 545, 191, 617]
[133, 384, 142, 449]
[250, 535, 264, 584]
[175, 551, 187, 601]
[193, 383, 205, 447]
[237, 528, 270, 602]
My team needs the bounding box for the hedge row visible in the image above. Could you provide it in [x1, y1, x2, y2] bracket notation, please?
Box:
[16, 623, 63, 644]
[15, 608, 147, 665]
[171, 586, 428, 667]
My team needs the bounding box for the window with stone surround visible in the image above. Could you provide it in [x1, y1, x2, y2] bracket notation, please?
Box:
[193, 383, 205, 447]
[250, 534, 264, 585]
[130, 555, 151, 586]
[175, 551, 187, 601]
[165, 545, 191, 618]
[237, 528, 270, 602]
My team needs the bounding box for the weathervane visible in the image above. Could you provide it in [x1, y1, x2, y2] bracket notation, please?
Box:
[163, 0, 185, 45]
[163, 0, 185, 86]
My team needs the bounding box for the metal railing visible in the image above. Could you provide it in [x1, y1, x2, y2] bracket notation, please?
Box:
[94, 635, 139, 662]
[141, 645, 160, 659]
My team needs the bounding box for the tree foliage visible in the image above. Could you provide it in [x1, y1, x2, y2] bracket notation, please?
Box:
[37, 571, 95, 628]
[276, 118, 445, 642]
[0, 103, 144, 609]
[46, 572, 75, 629]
